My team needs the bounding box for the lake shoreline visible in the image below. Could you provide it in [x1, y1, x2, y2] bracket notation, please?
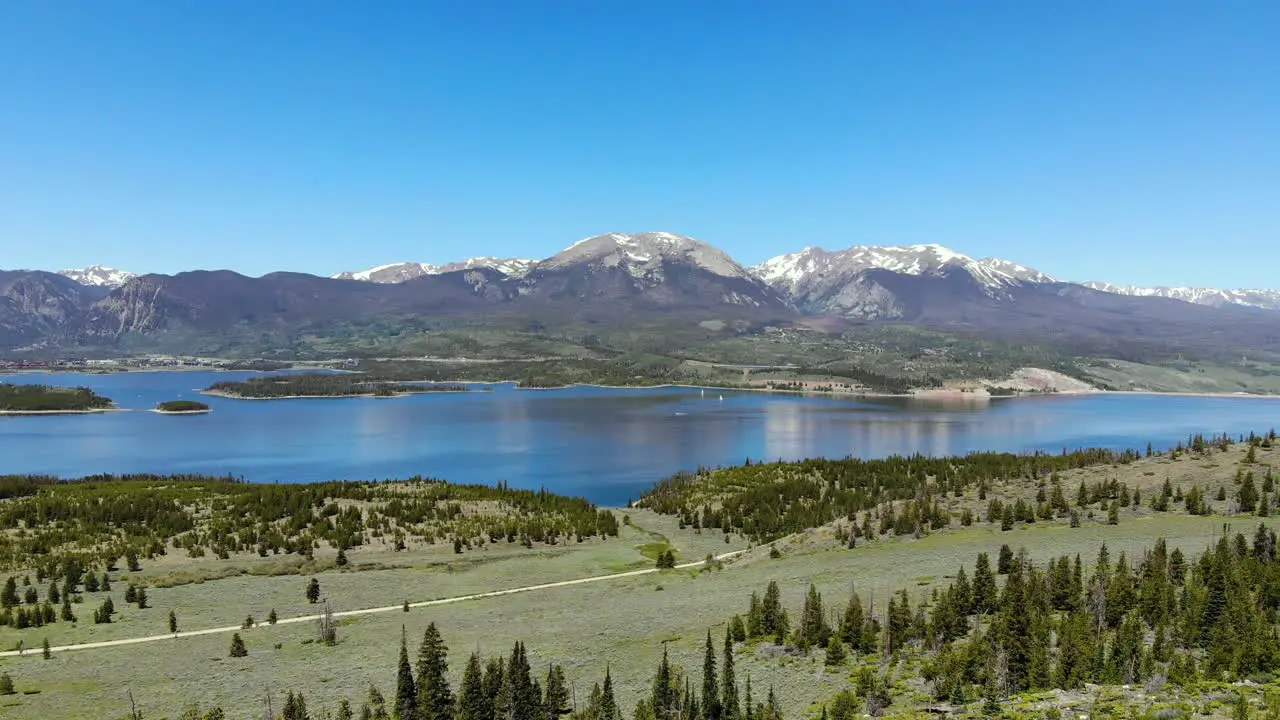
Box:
[441, 380, 1280, 401]
[0, 406, 120, 416]
[199, 388, 470, 401]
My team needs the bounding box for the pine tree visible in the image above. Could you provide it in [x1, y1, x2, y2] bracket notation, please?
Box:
[797, 584, 829, 651]
[722, 629, 739, 720]
[761, 582, 783, 639]
[368, 683, 391, 720]
[651, 647, 680, 720]
[839, 590, 864, 647]
[415, 623, 453, 720]
[0, 672, 14, 696]
[824, 635, 847, 666]
[307, 578, 321, 604]
[544, 664, 570, 720]
[702, 630, 721, 720]
[396, 627, 417, 720]
[283, 691, 310, 720]
[42, 636, 51, 659]
[457, 652, 486, 720]
[972, 553, 997, 614]
[600, 666, 619, 720]
[483, 657, 505, 720]
[169, 610, 178, 633]
[229, 633, 248, 657]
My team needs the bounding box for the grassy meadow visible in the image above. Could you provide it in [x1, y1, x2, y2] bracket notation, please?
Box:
[0, 439, 1276, 720]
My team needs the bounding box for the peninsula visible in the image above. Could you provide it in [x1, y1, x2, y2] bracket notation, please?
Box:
[0, 383, 114, 414]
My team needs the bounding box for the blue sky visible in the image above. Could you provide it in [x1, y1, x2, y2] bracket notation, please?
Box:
[1, 2, 1277, 287]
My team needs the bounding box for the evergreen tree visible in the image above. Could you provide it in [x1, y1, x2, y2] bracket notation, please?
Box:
[368, 683, 391, 720]
[42, 636, 51, 659]
[722, 629, 739, 720]
[544, 664, 570, 720]
[825, 635, 848, 666]
[972, 553, 997, 614]
[483, 658, 505, 720]
[997, 544, 1015, 574]
[457, 652, 487, 720]
[283, 691, 310, 720]
[797, 584, 830, 651]
[600, 666, 619, 720]
[650, 647, 680, 720]
[307, 578, 321, 604]
[396, 627, 417, 720]
[229, 633, 248, 657]
[839, 590, 864, 647]
[701, 630, 721, 720]
[169, 610, 178, 633]
[0, 672, 14, 696]
[415, 623, 453, 720]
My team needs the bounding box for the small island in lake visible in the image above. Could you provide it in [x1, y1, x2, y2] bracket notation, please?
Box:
[0, 382, 115, 414]
[154, 399, 212, 414]
[204, 372, 470, 399]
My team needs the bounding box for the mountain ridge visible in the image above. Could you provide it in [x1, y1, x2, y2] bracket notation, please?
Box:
[6, 233, 1280, 363]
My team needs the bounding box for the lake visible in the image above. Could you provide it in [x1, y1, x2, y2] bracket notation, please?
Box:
[2, 370, 1278, 506]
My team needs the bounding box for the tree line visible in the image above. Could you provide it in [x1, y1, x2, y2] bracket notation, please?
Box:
[0, 475, 618, 575]
[207, 373, 470, 398]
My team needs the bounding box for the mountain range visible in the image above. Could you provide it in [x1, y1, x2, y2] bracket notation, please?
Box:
[7, 232, 1279, 361]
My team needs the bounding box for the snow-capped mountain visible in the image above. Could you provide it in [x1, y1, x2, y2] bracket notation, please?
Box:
[523, 232, 791, 310]
[752, 244, 1054, 300]
[1080, 283, 1280, 311]
[333, 257, 537, 283]
[58, 265, 136, 288]
[541, 232, 754, 280]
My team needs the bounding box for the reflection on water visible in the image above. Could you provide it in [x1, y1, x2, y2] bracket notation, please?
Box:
[3, 371, 1279, 505]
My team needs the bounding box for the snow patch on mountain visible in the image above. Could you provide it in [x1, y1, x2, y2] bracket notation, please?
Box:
[334, 258, 537, 283]
[58, 266, 136, 288]
[752, 244, 1049, 299]
[1080, 282, 1280, 310]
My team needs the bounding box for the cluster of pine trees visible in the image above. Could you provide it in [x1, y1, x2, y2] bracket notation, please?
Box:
[716, 528, 1280, 715]
[242, 621, 782, 720]
[640, 431, 1277, 543]
[641, 448, 1151, 543]
[0, 475, 619, 574]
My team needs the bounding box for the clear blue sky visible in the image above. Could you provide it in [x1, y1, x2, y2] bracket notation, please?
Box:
[2, 2, 1277, 287]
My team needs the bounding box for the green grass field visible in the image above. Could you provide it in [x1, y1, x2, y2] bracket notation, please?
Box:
[1, 441, 1276, 720]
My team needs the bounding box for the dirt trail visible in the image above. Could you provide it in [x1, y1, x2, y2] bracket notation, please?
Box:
[0, 550, 747, 659]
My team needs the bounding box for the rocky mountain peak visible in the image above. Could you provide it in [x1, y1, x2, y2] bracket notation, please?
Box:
[542, 232, 753, 280]
[57, 265, 136, 288]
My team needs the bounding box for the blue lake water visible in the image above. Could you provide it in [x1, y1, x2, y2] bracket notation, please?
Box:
[2, 371, 1278, 506]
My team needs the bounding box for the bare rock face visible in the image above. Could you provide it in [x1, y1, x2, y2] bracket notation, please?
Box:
[0, 271, 100, 347]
